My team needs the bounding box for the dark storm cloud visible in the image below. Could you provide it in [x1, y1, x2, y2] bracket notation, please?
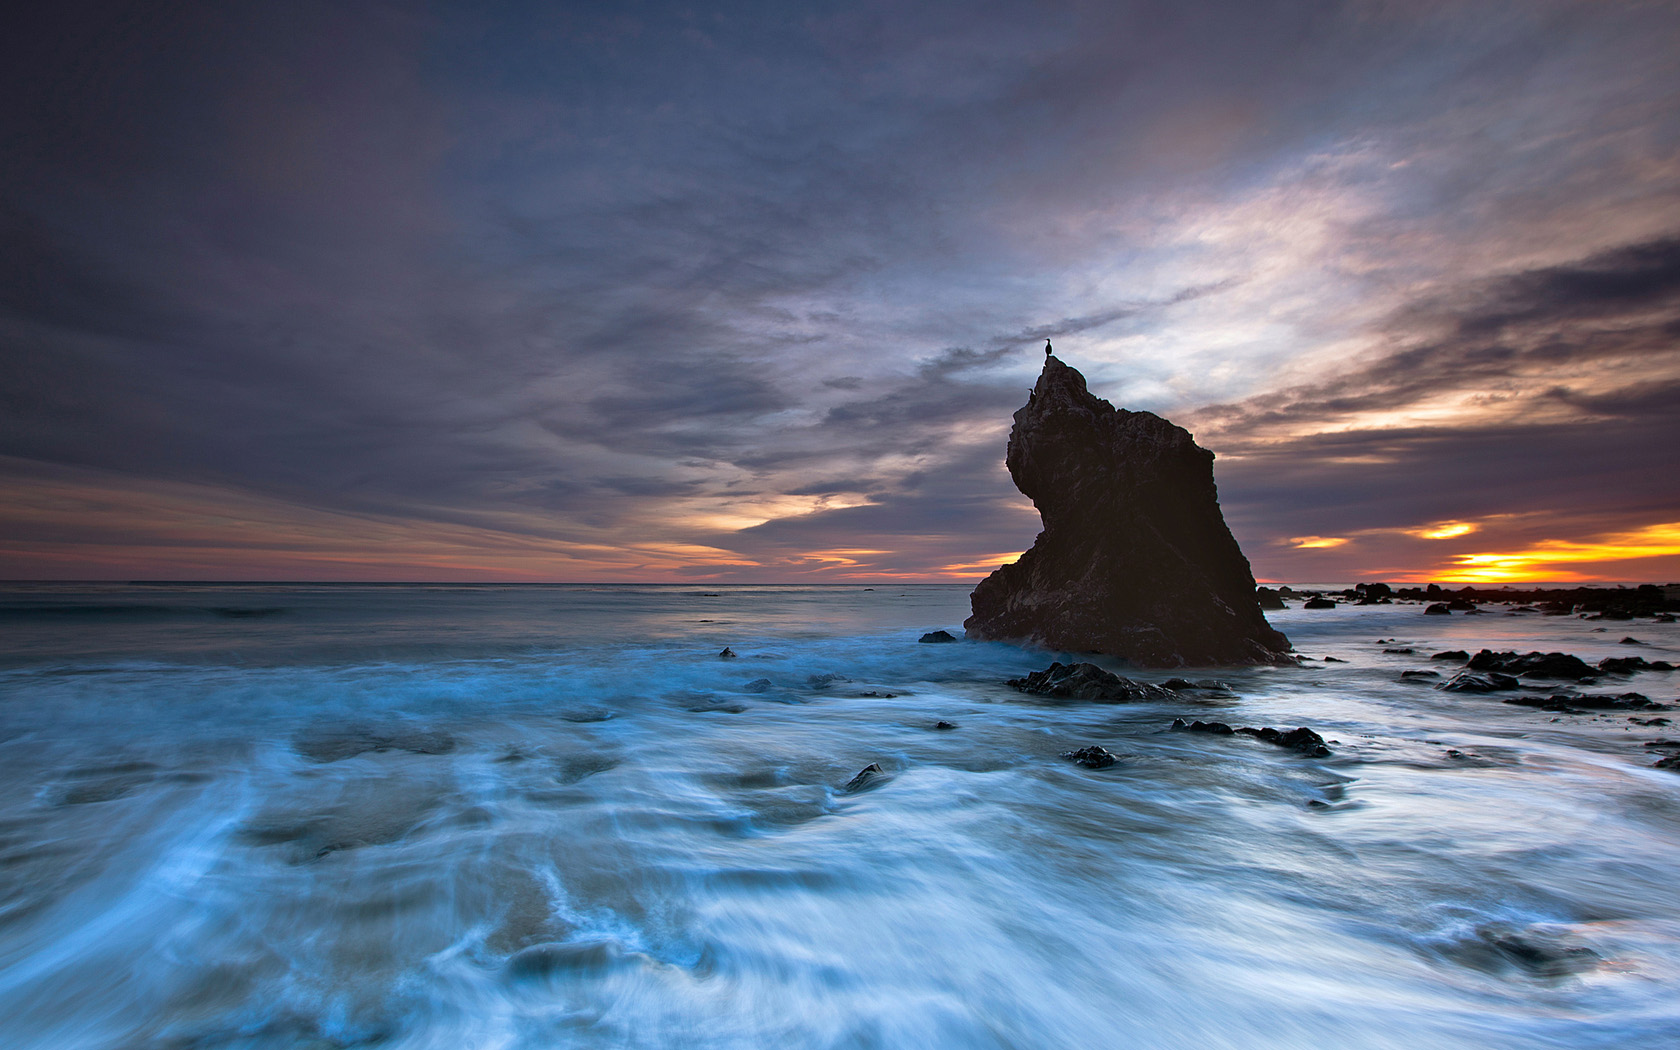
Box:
[2, 0, 1679, 578]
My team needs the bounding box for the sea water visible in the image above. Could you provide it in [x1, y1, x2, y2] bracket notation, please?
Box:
[0, 583, 1676, 1049]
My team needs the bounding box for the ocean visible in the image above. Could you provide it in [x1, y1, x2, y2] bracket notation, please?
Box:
[0, 582, 1676, 1049]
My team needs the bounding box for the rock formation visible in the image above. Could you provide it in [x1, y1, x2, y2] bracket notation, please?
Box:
[965, 354, 1290, 667]
[1006, 661, 1178, 701]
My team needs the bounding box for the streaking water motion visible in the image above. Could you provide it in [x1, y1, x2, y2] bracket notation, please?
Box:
[0, 583, 1676, 1048]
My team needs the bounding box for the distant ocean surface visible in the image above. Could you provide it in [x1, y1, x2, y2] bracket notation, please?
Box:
[1, 582, 1677, 1049]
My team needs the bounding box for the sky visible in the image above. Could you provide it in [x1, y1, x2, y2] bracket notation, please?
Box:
[1, 0, 1678, 585]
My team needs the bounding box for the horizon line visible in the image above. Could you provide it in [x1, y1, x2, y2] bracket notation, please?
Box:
[0, 579, 1673, 589]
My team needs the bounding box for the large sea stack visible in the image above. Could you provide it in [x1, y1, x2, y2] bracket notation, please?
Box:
[964, 355, 1290, 667]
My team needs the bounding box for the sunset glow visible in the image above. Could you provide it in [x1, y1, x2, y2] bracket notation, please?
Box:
[1409, 521, 1478, 540]
[1289, 536, 1350, 550]
[1436, 522, 1680, 584]
[0, 2, 1675, 586]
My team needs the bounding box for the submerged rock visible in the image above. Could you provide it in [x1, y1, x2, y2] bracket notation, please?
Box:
[1161, 677, 1235, 693]
[1007, 662, 1177, 701]
[918, 630, 959, 643]
[933, 720, 958, 730]
[1238, 726, 1332, 757]
[1171, 718, 1234, 735]
[1467, 650, 1597, 681]
[1061, 745, 1118, 769]
[842, 763, 888, 793]
[1303, 597, 1337, 610]
[1439, 672, 1522, 692]
[718, 647, 736, 659]
[1599, 655, 1675, 674]
[963, 355, 1289, 667]
[1425, 603, 1451, 615]
[1504, 692, 1663, 712]
[1170, 718, 1331, 757]
[1446, 925, 1600, 979]
[292, 725, 456, 763]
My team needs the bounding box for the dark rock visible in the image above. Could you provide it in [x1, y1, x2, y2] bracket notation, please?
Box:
[1467, 649, 1597, 680]
[1468, 927, 1600, 979]
[963, 355, 1290, 667]
[1170, 717, 1234, 734]
[1256, 586, 1286, 610]
[1236, 726, 1333, 757]
[1401, 669, 1440, 679]
[1322, 656, 1347, 662]
[1303, 597, 1337, 609]
[1172, 718, 1331, 756]
[1160, 677, 1233, 692]
[1447, 598, 1477, 611]
[1432, 650, 1470, 661]
[1599, 655, 1674, 674]
[1439, 672, 1522, 692]
[933, 720, 958, 730]
[1504, 692, 1662, 711]
[1061, 745, 1118, 769]
[507, 939, 629, 981]
[918, 630, 959, 643]
[1655, 614, 1677, 623]
[742, 678, 773, 693]
[1656, 753, 1680, 771]
[1424, 603, 1451, 615]
[857, 690, 898, 698]
[842, 763, 888, 792]
[719, 647, 736, 658]
[1619, 636, 1644, 645]
[1006, 661, 1177, 701]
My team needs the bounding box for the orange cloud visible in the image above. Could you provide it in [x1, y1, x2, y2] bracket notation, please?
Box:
[1289, 536, 1350, 549]
[1439, 521, 1680, 583]
[1408, 520, 1478, 540]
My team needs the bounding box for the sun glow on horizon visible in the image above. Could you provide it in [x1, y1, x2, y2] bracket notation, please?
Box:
[1435, 522, 1680, 583]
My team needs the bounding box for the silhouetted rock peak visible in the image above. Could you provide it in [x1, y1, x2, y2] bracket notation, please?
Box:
[964, 355, 1290, 667]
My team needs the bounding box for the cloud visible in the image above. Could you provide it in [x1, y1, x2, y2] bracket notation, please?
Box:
[1, 1, 1678, 579]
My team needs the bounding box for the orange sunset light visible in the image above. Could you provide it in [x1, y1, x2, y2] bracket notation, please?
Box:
[1409, 520, 1478, 540]
[1435, 521, 1680, 584]
[1289, 536, 1350, 549]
